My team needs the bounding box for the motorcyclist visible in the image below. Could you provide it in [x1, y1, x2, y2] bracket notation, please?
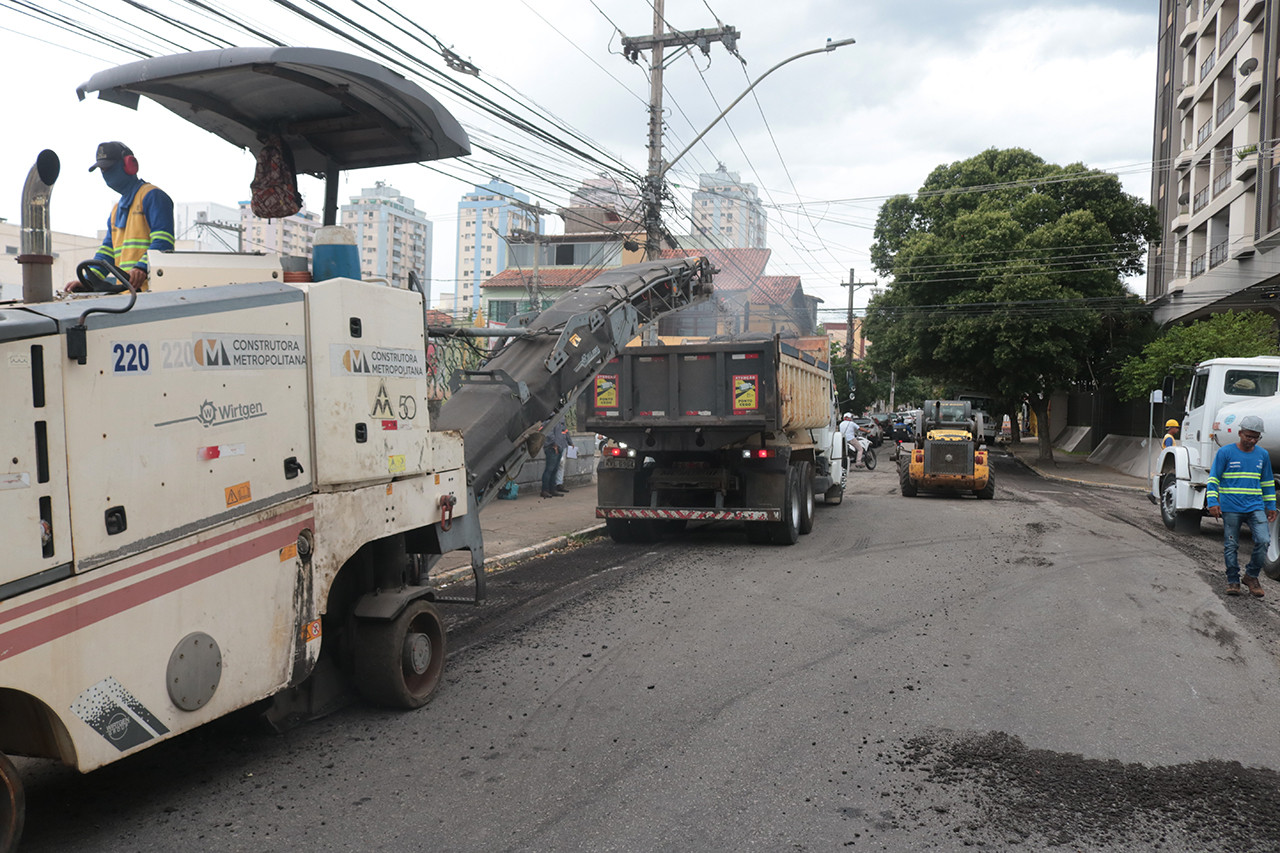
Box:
[839, 413, 864, 468]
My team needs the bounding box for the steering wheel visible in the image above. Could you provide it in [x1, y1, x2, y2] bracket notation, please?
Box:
[75, 259, 134, 294]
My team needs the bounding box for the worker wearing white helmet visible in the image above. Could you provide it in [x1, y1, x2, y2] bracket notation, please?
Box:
[838, 412, 864, 468]
[1206, 414, 1276, 597]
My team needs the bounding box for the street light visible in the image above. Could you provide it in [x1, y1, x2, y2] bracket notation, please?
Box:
[645, 36, 856, 258]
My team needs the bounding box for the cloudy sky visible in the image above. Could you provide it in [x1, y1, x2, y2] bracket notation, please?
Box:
[0, 0, 1156, 316]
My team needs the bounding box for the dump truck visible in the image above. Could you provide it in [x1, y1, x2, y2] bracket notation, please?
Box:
[586, 334, 845, 545]
[0, 47, 712, 851]
[1152, 357, 1280, 577]
[898, 399, 995, 499]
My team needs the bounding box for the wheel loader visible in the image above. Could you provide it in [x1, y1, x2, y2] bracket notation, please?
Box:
[898, 399, 995, 499]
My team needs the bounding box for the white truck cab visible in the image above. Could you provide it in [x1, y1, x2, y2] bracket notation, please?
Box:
[1153, 357, 1280, 559]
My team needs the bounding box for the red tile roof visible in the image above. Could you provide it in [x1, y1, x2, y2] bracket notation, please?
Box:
[660, 247, 771, 292]
[751, 275, 800, 303]
[424, 308, 454, 326]
[480, 267, 608, 289]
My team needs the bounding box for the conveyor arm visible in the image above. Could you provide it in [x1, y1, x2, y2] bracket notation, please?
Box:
[434, 256, 713, 507]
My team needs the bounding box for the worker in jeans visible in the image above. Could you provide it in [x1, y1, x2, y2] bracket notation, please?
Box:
[541, 417, 569, 498]
[1206, 414, 1277, 597]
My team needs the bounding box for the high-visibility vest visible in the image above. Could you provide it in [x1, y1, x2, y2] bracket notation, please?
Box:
[106, 183, 162, 288]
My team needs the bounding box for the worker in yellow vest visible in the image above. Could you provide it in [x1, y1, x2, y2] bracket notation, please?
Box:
[66, 142, 174, 293]
[1163, 419, 1180, 448]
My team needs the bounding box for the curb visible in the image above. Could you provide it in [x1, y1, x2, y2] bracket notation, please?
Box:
[1003, 450, 1149, 494]
[434, 522, 608, 588]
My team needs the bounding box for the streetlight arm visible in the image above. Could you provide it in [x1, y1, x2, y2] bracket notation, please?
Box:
[658, 37, 855, 180]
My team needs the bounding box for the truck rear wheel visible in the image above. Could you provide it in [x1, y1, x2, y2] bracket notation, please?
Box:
[353, 600, 446, 709]
[798, 462, 816, 534]
[899, 460, 917, 497]
[0, 752, 23, 853]
[1159, 471, 1200, 534]
[770, 466, 802, 545]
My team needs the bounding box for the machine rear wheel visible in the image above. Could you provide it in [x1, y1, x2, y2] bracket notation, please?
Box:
[353, 600, 446, 709]
[0, 752, 22, 853]
[976, 469, 995, 500]
[899, 460, 917, 497]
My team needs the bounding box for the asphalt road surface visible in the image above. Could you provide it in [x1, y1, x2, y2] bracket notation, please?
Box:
[20, 451, 1280, 851]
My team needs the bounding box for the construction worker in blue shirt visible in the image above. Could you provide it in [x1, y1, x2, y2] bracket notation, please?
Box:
[1162, 419, 1180, 448]
[65, 142, 174, 294]
[1206, 414, 1277, 597]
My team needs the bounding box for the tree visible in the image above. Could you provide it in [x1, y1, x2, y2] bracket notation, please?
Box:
[1114, 310, 1280, 401]
[862, 148, 1158, 461]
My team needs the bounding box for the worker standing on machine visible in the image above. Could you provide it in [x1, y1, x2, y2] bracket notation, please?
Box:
[66, 141, 174, 293]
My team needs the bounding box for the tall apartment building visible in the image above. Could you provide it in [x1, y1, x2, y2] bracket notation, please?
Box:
[455, 179, 540, 316]
[239, 203, 321, 261]
[341, 182, 433, 292]
[688, 164, 767, 250]
[1148, 0, 1269, 324]
[173, 202, 244, 252]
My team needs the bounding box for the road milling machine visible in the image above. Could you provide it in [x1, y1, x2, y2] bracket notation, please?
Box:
[0, 48, 712, 851]
[898, 399, 995, 499]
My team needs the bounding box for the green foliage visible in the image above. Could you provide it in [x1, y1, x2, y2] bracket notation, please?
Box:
[1114, 311, 1280, 401]
[863, 147, 1159, 413]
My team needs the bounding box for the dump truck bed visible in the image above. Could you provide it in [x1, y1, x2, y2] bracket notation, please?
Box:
[585, 336, 831, 450]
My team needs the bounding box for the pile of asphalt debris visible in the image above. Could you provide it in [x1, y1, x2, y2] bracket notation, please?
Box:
[886, 728, 1280, 850]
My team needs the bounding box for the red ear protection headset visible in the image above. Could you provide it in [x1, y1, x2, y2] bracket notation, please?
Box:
[123, 153, 139, 176]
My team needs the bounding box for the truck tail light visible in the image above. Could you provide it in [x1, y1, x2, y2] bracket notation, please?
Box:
[606, 446, 636, 458]
[742, 448, 776, 459]
[975, 450, 987, 464]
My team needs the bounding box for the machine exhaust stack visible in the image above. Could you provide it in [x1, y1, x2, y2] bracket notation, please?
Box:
[18, 149, 60, 303]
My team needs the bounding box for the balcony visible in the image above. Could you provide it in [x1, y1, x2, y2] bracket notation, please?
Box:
[1193, 187, 1212, 212]
[1243, 0, 1265, 23]
[1210, 240, 1230, 269]
[1181, 7, 1200, 45]
[1201, 49, 1218, 81]
[1213, 168, 1233, 196]
[1241, 69, 1262, 101]
[1237, 149, 1259, 180]
[1191, 253, 1207, 278]
[1217, 95, 1235, 125]
[1177, 143, 1196, 170]
[1221, 18, 1240, 51]
[1198, 117, 1216, 146]
[1171, 204, 1192, 231]
[1177, 82, 1195, 109]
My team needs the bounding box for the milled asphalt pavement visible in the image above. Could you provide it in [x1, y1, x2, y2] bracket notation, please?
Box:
[431, 439, 1150, 585]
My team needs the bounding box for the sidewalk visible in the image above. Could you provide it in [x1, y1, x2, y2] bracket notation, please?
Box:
[1000, 439, 1149, 493]
[432, 482, 605, 582]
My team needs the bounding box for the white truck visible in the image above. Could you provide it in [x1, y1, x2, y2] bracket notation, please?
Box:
[1152, 356, 1280, 573]
[0, 48, 712, 851]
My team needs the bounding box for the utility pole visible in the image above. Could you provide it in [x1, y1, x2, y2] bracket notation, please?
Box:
[839, 268, 875, 359]
[622, 2, 740, 260]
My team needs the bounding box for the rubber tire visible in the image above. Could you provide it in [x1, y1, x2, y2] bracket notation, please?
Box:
[606, 517, 636, 543]
[798, 462, 816, 534]
[770, 466, 802, 545]
[899, 460, 918, 497]
[976, 468, 996, 500]
[863, 447, 877, 471]
[0, 752, 22, 853]
[353, 600, 446, 709]
[1159, 471, 1201, 534]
